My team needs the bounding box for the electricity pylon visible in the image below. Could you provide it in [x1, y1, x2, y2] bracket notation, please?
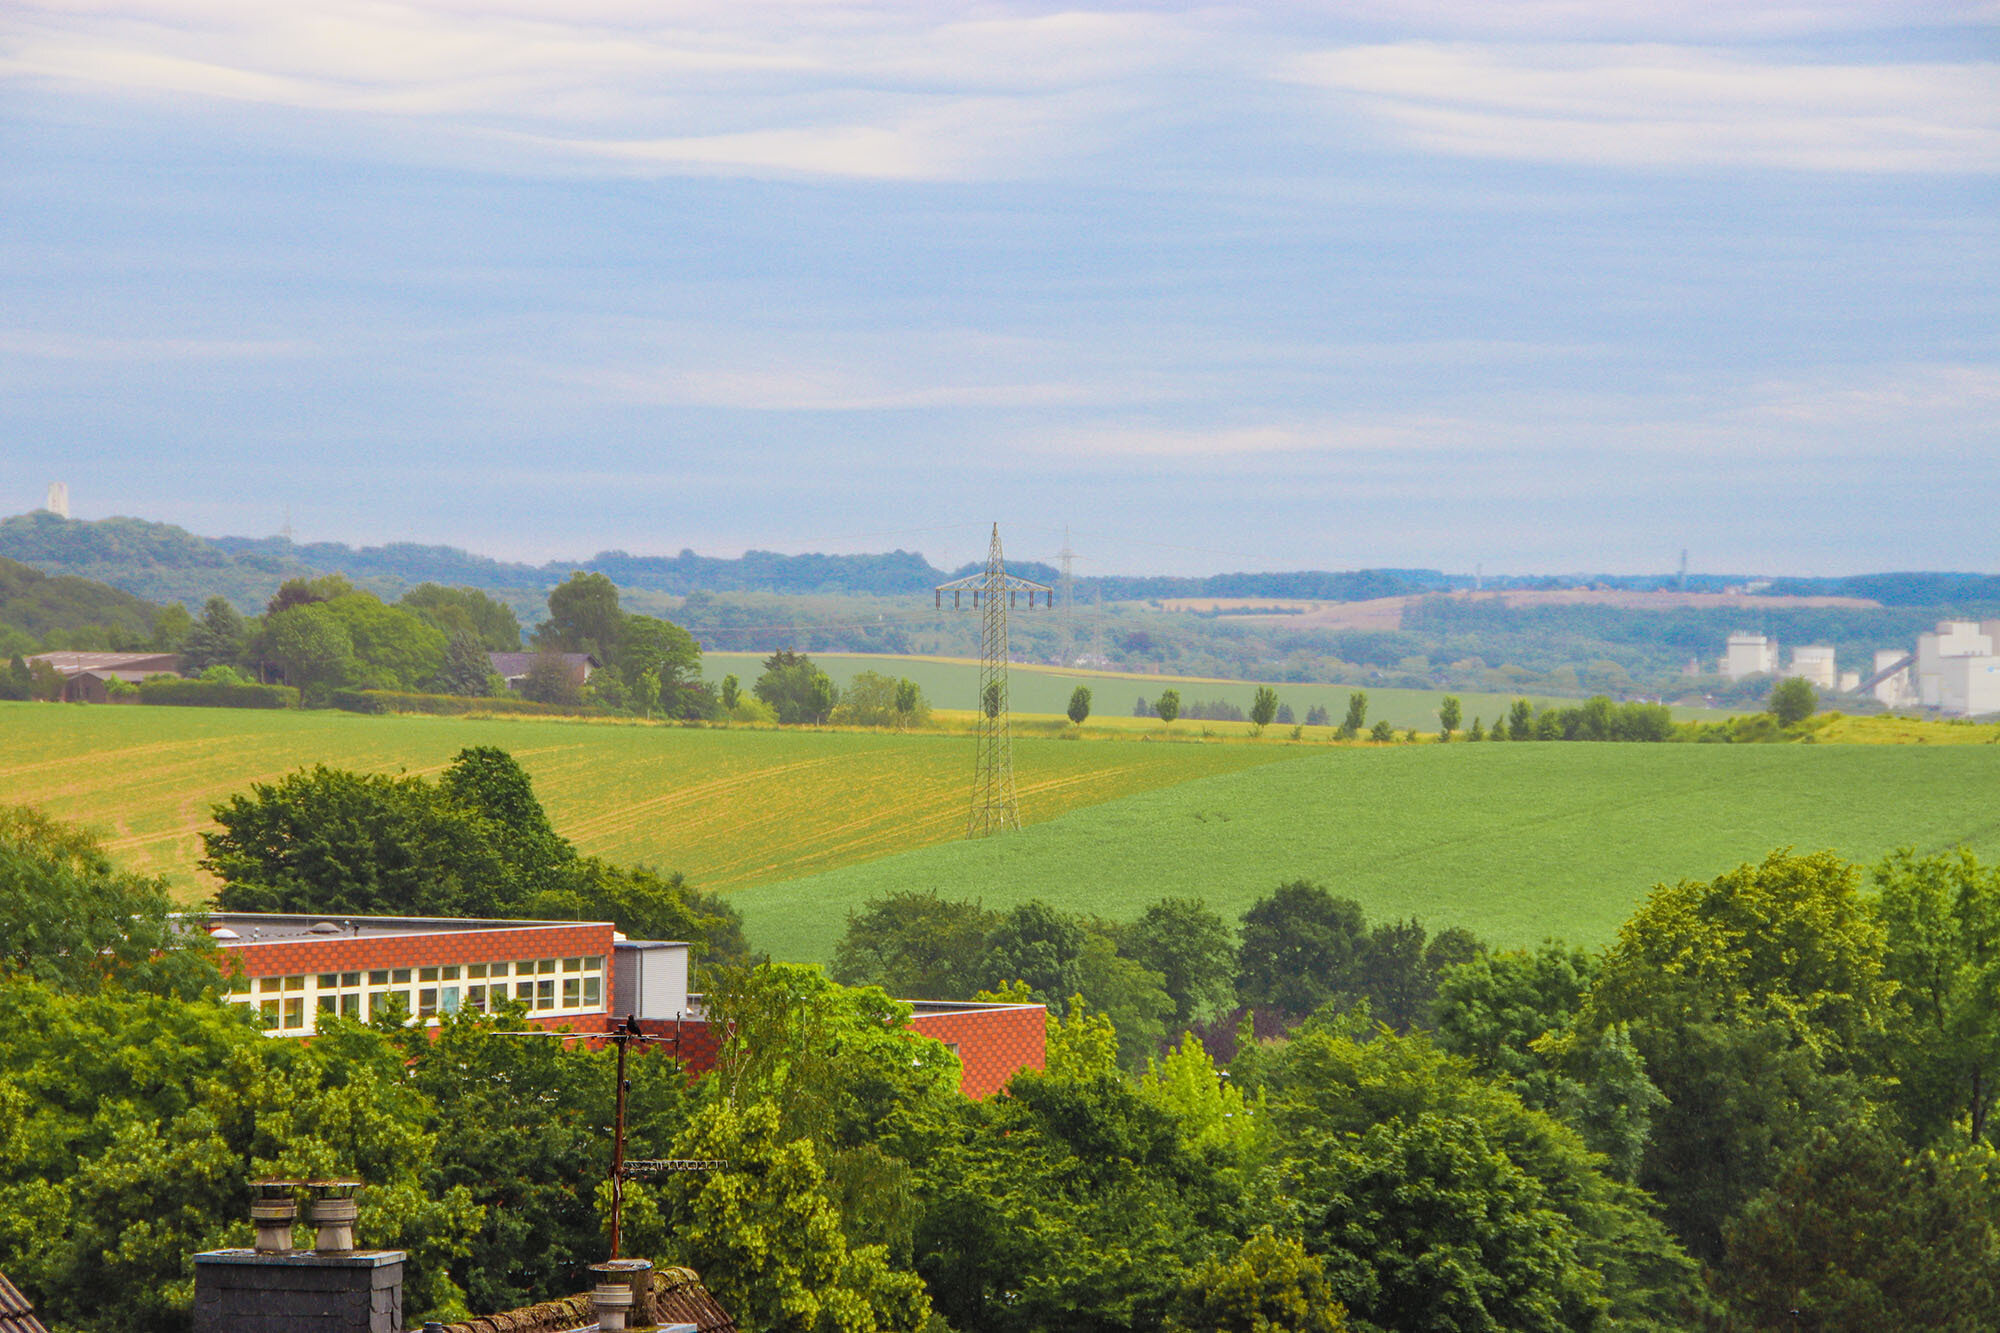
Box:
[935, 524, 1052, 836]
[1056, 528, 1076, 668]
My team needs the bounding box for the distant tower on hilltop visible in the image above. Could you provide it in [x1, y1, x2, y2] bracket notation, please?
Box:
[45, 482, 70, 519]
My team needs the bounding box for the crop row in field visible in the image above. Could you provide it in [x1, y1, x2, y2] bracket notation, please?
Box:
[727, 741, 2000, 963]
[0, 702, 1296, 897]
[701, 651, 1726, 731]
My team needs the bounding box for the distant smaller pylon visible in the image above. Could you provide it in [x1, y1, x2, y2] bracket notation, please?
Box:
[45, 481, 69, 519]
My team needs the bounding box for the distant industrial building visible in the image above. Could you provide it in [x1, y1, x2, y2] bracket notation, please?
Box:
[1719, 633, 1779, 680]
[1787, 645, 1837, 690]
[1861, 620, 2000, 717]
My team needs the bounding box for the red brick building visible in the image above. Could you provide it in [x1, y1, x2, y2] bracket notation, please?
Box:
[204, 913, 1044, 1098]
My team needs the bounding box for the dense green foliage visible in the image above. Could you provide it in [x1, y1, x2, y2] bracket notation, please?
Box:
[203, 747, 744, 959]
[14, 789, 2000, 1332]
[138, 679, 298, 708]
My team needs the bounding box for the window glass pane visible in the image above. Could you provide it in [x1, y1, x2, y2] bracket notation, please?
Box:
[583, 976, 601, 1007]
[517, 961, 534, 976]
[442, 986, 461, 1014]
[340, 994, 362, 1018]
[392, 968, 412, 984]
[259, 977, 281, 994]
[467, 985, 486, 1011]
[516, 981, 534, 1002]
[468, 963, 488, 978]
[585, 956, 603, 972]
[418, 988, 438, 1017]
[536, 979, 554, 1009]
[369, 969, 388, 985]
[318, 995, 338, 1012]
[283, 975, 305, 992]
[283, 998, 304, 1028]
[317, 973, 338, 988]
[419, 967, 439, 983]
[563, 978, 580, 1006]
[442, 965, 460, 980]
[259, 999, 280, 1027]
[563, 957, 582, 973]
[538, 959, 556, 975]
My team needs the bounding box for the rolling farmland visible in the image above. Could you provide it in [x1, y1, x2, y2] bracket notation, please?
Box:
[0, 702, 1296, 896]
[702, 651, 1726, 730]
[729, 741, 2000, 962]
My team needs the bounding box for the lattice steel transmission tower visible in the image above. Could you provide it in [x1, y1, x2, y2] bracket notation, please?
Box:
[935, 524, 1051, 836]
[1056, 528, 1076, 668]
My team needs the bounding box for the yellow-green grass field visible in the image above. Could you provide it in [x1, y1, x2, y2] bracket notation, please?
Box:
[702, 652, 1733, 731]
[0, 702, 1297, 898]
[729, 741, 2000, 963]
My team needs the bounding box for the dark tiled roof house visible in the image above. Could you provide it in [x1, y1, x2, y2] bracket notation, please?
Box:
[0, 1271, 51, 1333]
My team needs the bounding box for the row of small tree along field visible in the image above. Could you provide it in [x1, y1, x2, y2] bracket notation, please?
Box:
[4, 742, 1996, 1330]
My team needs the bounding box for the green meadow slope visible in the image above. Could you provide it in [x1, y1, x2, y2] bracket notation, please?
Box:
[0, 702, 1296, 895]
[729, 742, 2000, 962]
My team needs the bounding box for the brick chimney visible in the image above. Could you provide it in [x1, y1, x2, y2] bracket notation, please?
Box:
[193, 1180, 404, 1333]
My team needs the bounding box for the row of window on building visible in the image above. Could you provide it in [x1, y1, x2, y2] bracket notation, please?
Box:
[225, 956, 605, 1033]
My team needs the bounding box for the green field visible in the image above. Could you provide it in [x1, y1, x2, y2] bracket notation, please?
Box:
[729, 742, 2000, 962]
[6, 700, 1993, 968]
[0, 702, 1295, 896]
[702, 652, 1726, 731]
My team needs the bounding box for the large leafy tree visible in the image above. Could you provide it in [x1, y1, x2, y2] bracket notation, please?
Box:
[1122, 897, 1236, 1028]
[1720, 1125, 2000, 1327]
[754, 650, 838, 725]
[253, 602, 355, 697]
[1242, 1016, 1705, 1332]
[180, 594, 248, 671]
[1871, 845, 2000, 1144]
[205, 765, 513, 918]
[533, 571, 623, 660]
[1236, 881, 1369, 1019]
[1568, 849, 1893, 1260]
[620, 614, 704, 717]
[399, 583, 522, 651]
[0, 983, 481, 1333]
[0, 805, 212, 997]
[982, 899, 1089, 1003]
[321, 591, 447, 691]
[831, 891, 999, 999]
[203, 748, 742, 957]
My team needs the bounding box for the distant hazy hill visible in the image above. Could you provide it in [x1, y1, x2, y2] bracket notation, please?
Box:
[0, 553, 162, 648]
[0, 511, 1457, 608]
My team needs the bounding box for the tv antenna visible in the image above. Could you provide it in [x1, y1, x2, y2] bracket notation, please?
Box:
[935, 524, 1051, 835]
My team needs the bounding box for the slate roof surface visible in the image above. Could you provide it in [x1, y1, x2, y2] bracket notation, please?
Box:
[416, 1265, 736, 1333]
[0, 1272, 51, 1333]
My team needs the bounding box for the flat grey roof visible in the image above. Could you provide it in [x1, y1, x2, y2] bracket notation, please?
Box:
[185, 913, 617, 944]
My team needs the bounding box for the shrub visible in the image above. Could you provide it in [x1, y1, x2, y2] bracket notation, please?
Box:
[326, 689, 611, 717]
[138, 679, 299, 709]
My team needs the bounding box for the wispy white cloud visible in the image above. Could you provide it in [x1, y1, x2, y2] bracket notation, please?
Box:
[1284, 42, 2000, 172]
[0, 1, 1194, 180]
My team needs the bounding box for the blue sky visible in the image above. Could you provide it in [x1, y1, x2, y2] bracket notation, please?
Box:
[2, 2, 1995, 577]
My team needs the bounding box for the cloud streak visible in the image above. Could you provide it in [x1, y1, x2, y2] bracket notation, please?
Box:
[1285, 42, 2000, 172]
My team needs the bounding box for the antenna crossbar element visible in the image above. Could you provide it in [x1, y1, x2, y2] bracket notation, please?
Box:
[619, 1159, 730, 1178]
[937, 524, 1050, 836]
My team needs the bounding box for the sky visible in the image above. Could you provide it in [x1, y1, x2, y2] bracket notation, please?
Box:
[2, 1, 1996, 578]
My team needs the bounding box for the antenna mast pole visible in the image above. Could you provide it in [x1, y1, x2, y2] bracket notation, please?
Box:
[935, 525, 1051, 836]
